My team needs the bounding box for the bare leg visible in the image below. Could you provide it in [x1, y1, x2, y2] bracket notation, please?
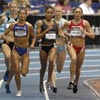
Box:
[21, 53, 30, 76]
[39, 50, 48, 93]
[73, 50, 85, 94]
[2, 44, 11, 81]
[56, 50, 66, 73]
[75, 51, 85, 85]
[11, 50, 21, 93]
[48, 47, 56, 84]
[67, 45, 77, 83]
[67, 45, 77, 89]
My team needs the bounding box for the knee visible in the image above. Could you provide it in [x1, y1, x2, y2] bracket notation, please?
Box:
[71, 57, 77, 64]
[76, 67, 81, 73]
[49, 59, 54, 65]
[57, 69, 61, 73]
[57, 66, 62, 73]
[41, 63, 47, 69]
[5, 55, 11, 60]
[21, 70, 28, 77]
[21, 73, 27, 77]
[14, 69, 20, 75]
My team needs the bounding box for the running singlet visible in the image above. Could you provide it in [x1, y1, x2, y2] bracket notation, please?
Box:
[68, 19, 85, 38]
[5, 15, 18, 29]
[41, 20, 58, 45]
[13, 24, 28, 37]
[13, 23, 29, 56]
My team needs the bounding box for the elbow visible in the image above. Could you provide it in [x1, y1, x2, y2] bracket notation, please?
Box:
[36, 35, 39, 40]
[36, 35, 42, 40]
[92, 34, 95, 39]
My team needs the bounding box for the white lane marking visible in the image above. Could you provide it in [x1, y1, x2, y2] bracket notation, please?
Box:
[44, 80, 49, 100]
[0, 66, 100, 73]
[0, 79, 4, 88]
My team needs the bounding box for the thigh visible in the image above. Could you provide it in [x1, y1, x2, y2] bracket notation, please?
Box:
[40, 49, 48, 66]
[67, 45, 77, 60]
[57, 50, 66, 68]
[11, 50, 20, 71]
[76, 50, 85, 69]
[48, 47, 57, 62]
[2, 44, 11, 58]
[21, 53, 30, 72]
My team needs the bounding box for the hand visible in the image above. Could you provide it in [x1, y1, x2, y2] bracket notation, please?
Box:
[47, 24, 53, 32]
[30, 44, 35, 49]
[64, 31, 69, 36]
[65, 36, 69, 44]
[6, 40, 9, 44]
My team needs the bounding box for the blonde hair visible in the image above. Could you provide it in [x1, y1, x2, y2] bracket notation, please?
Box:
[9, 1, 18, 8]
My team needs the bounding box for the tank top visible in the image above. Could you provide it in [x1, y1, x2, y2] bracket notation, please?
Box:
[13, 23, 28, 38]
[5, 15, 18, 29]
[41, 20, 58, 45]
[68, 19, 85, 37]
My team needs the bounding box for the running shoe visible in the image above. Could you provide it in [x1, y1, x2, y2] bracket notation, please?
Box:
[67, 82, 74, 89]
[51, 86, 57, 93]
[16, 90, 22, 96]
[5, 84, 11, 93]
[46, 82, 52, 90]
[3, 70, 9, 81]
[39, 84, 44, 93]
[73, 84, 78, 93]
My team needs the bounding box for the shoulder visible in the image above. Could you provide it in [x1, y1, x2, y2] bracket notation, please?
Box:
[8, 22, 16, 30]
[83, 19, 90, 26]
[26, 21, 33, 27]
[61, 18, 67, 22]
[11, 22, 17, 27]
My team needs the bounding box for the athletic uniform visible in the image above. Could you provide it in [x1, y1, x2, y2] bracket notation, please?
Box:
[40, 20, 58, 54]
[56, 18, 67, 53]
[68, 19, 85, 55]
[2, 15, 18, 50]
[13, 23, 29, 56]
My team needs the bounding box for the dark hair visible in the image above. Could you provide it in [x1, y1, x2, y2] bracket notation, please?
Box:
[45, 5, 54, 12]
[73, 7, 83, 13]
[18, 7, 27, 15]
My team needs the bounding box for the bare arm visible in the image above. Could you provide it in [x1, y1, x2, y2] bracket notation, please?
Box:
[59, 21, 69, 37]
[0, 14, 6, 25]
[36, 20, 53, 39]
[81, 20, 95, 39]
[61, 21, 69, 30]
[2, 23, 14, 40]
[29, 24, 36, 48]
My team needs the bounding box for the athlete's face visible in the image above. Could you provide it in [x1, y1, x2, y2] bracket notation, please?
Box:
[73, 8, 83, 19]
[10, 3, 18, 14]
[54, 7, 62, 18]
[45, 8, 54, 21]
[18, 9, 27, 20]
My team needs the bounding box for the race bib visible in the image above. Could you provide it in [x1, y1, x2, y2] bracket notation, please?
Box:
[14, 26, 27, 37]
[45, 33, 56, 40]
[70, 30, 82, 36]
[70, 26, 82, 36]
